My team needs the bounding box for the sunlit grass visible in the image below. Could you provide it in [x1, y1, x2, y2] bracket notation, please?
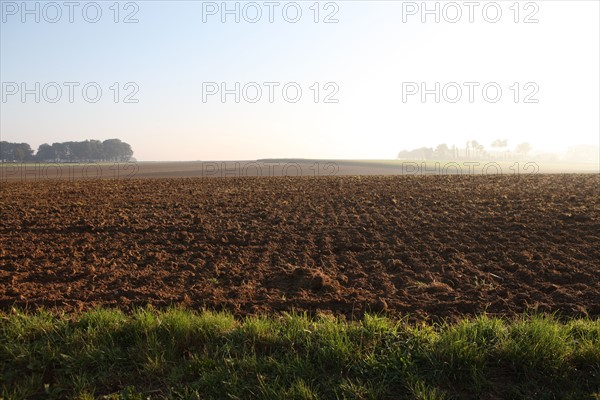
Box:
[1, 309, 598, 399]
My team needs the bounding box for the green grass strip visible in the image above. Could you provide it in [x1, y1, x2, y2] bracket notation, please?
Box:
[1, 308, 599, 399]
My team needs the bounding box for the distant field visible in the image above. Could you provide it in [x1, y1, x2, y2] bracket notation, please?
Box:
[1, 159, 597, 181]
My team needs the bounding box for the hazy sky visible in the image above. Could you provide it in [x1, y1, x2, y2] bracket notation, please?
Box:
[1, 1, 599, 161]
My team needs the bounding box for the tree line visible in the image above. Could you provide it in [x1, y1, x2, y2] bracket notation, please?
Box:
[0, 139, 134, 163]
[397, 140, 533, 160]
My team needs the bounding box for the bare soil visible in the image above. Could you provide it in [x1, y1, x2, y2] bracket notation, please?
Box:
[1, 174, 598, 321]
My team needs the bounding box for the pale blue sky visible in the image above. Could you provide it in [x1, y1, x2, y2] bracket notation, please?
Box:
[1, 1, 599, 161]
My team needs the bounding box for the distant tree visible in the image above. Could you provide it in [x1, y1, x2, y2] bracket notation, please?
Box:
[516, 142, 532, 156]
[397, 150, 409, 159]
[476, 143, 485, 157]
[36, 143, 56, 161]
[0, 141, 10, 162]
[103, 138, 133, 161]
[120, 142, 133, 161]
[52, 142, 70, 161]
[73, 141, 94, 161]
[103, 139, 121, 160]
[435, 143, 450, 158]
[468, 140, 485, 158]
[491, 139, 508, 159]
[22, 143, 34, 161]
[61, 141, 75, 161]
[14, 148, 25, 162]
[491, 139, 508, 149]
[0, 142, 34, 162]
[422, 147, 435, 159]
[23, 139, 133, 162]
[89, 140, 104, 161]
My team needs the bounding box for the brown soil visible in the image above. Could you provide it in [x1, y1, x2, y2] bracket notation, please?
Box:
[1, 174, 598, 321]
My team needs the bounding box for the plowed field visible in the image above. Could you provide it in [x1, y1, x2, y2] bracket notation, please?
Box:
[1, 174, 598, 320]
